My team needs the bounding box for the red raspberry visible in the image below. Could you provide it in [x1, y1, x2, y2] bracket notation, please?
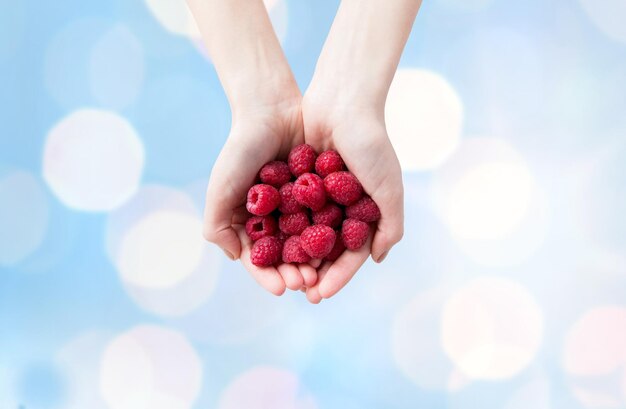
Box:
[278, 211, 310, 235]
[315, 150, 345, 178]
[323, 171, 363, 206]
[312, 203, 342, 228]
[250, 236, 282, 267]
[325, 236, 346, 262]
[300, 225, 336, 259]
[246, 184, 280, 216]
[278, 182, 304, 214]
[293, 173, 326, 211]
[345, 196, 381, 223]
[282, 235, 312, 263]
[288, 144, 317, 177]
[259, 161, 291, 187]
[245, 215, 277, 241]
[341, 218, 369, 250]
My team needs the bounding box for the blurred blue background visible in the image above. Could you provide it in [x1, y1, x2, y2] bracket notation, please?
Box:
[2, 0, 626, 408]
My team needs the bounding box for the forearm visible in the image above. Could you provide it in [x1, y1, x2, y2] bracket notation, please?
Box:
[187, 0, 299, 115]
[308, 0, 422, 111]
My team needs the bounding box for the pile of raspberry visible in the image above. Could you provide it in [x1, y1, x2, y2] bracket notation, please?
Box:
[245, 144, 381, 267]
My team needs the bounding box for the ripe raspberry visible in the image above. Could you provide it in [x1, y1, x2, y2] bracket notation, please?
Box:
[293, 173, 326, 211]
[325, 236, 346, 262]
[288, 144, 317, 177]
[250, 236, 282, 267]
[278, 182, 304, 214]
[259, 161, 291, 187]
[279, 211, 310, 235]
[323, 171, 363, 205]
[315, 150, 345, 178]
[300, 225, 336, 259]
[246, 184, 280, 216]
[245, 215, 277, 241]
[345, 196, 381, 223]
[282, 235, 312, 263]
[341, 218, 369, 250]
[312, 203, 343, 228]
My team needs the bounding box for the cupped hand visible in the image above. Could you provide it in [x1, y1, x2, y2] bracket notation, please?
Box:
[301, 96, 404, 303]
[203, 98, 318, 295]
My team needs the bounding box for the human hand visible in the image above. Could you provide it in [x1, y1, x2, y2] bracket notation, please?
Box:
[300, 94, 404, 303]
[203, 97, 319, 296]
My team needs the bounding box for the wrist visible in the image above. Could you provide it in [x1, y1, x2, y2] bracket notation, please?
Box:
[229, 74, 301, 120]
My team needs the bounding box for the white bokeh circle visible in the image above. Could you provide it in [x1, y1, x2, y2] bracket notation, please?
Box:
[107, 185, 220, 317]
[100, 325, 202, 409]
[0, 171, 49, 266]
[143, 0, 201, 40]
[442, 277, 544, 380]
[90, 25, 144, 110]
[578, 0, 626, 44]
[117, 210, 204, 289]
[431, 137, 546, 266]
[391, 288, 456, 391]
[43, 109, 144, 212]
[218, 366, 317, 409]
[386, 69, 463, 171]
[563, 307, 626, 376]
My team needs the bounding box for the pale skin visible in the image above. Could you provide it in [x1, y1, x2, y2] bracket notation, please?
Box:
[187, 0, 422, 302]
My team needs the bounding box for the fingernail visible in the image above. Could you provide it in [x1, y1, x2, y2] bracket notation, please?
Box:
[376, 250, 389, 263]
[222, 249, 235, 260]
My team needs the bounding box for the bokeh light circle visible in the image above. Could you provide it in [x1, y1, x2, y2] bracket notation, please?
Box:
[107, 185, 220, 316]
[143, 0, 201, 40]
[43, 109, 144, 212]
[117, 210, 204, 289]
[391, 288, 456, 391]
[442, 277, 544, 380]
[218, 366, 317, 409]
[431, 137, 546, 266]
[0, 171, 49, 266]
[90, 25, 144, 110]
[100, 325, 202, 409]
[386, 69, 463, 171]
[578, 0, 626, 44]
[446, 161, 533, 240]
[564, 306, 626, 376]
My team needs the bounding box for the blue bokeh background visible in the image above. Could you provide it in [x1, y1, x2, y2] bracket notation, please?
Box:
[2, 0, 626, 408]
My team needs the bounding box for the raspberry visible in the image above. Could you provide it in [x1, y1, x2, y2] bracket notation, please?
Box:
[341, 218, 369, 250]
[288, 144, 317, 177]
[250, 236, 282, 267]
[312, 203, 343, 228]
[279, 211, 310, 235]
[245, 215, 277, 241]
[259, 161, 291, 187]
[282, 235, 312, 263]
[278, 182, 304, 214]
[293, 173, 326, 211]
[246, 184, 280, 216]
[323, 171, 363, 206]
[345, 196, 381, 223]
[315, 150, 345, 178]
[300, 225, 336, 259]
[325, 236, 345, 262]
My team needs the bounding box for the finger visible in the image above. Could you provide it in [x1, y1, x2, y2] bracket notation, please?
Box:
[370, 182, 404, 263]
[235, 226, 286, 296]
[305, 262, 331, 304]
[308, 258, 322, 268]
[318, 232, 372, 299]
[277, 263, 304, 291]
[298, 264, 318, 287]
